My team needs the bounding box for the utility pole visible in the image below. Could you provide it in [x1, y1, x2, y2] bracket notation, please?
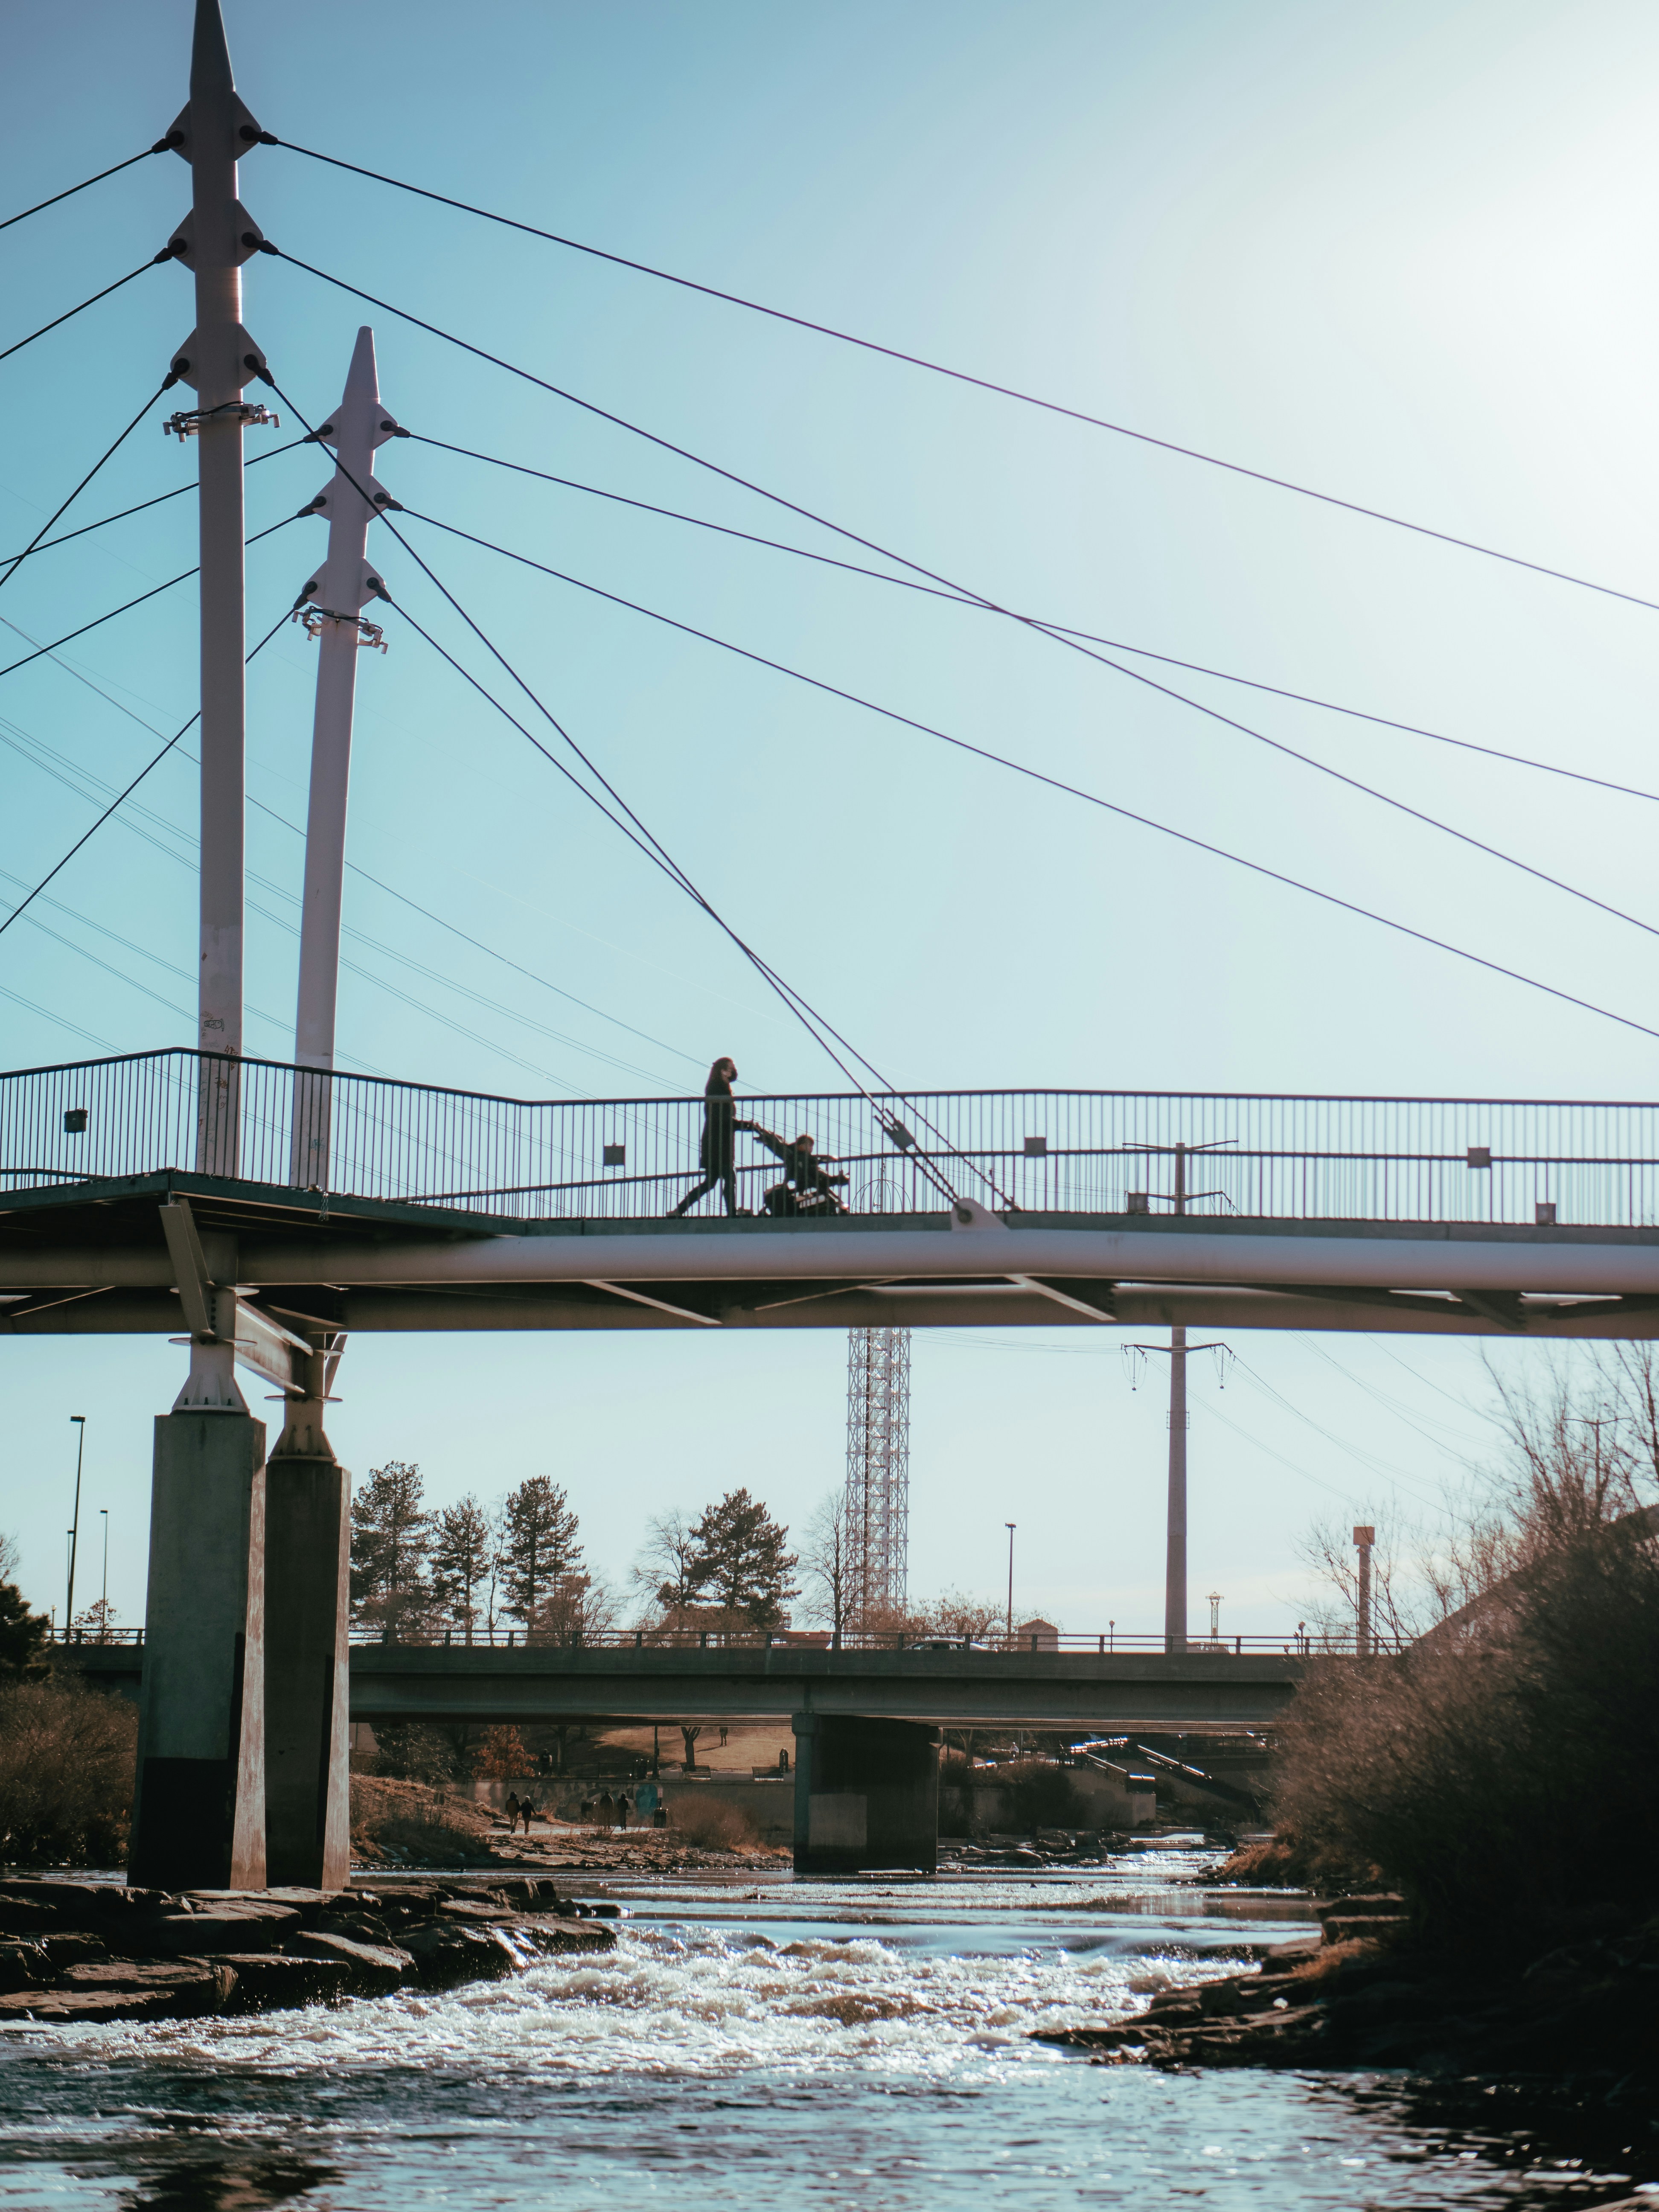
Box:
[1005, 1522, 1016, 1647]
[65, 1415, 86, 1631]
[1353, 1525, 1375, 1658]
[289, 327, 396, 1186]
[164, 0, 273, 1174]
[1126, 1139, 1235, 1656]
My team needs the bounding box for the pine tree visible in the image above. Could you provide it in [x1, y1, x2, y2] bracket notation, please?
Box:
[350, 1461, 433, 1641]
[431, 1494, 494, 1645]
[0, 1578, 49, 1680]
[498, 1477, 583, 1629]
[687, 1488, 799, 1632]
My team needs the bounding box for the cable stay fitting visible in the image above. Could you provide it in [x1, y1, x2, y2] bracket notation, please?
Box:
[291, 602, 387, 652]
[164, 400, 279, 441]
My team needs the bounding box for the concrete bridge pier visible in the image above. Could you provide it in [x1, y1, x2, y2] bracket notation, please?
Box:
[128, 1329, 267, 1891]
[792, 1714, 940, 1874]
[262, 1332, 350, 1888]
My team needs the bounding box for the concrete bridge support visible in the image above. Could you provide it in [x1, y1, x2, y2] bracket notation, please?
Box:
[128, 1402, 267, 1890]
[792, 1713, 940, 1874]
[262, 1334, 349, 1887]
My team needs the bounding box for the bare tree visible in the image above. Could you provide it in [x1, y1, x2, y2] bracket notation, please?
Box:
[536, 1571, 619, 1647]
[632, 1509, 701, 1623]
[800, 1492, 855, 1647]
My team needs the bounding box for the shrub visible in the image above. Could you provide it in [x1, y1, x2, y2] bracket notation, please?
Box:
[668, 1795, 759, 1849]
[1275, 1513, 1659, 1950]
[0, 1677, 137, 1866]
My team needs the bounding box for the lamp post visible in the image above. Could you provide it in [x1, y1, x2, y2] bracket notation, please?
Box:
[1004, 1522, 1016, 1647]
[65, 1415, 86, 1633]
[99, 1508, 109, 1638]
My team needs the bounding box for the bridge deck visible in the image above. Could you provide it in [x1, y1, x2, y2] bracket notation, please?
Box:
[7, 1056, 1659, 1353]
[55, 1642, 1300, 1729]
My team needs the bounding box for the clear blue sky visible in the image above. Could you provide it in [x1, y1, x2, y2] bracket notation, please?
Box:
[2, 0, 1652, 1635]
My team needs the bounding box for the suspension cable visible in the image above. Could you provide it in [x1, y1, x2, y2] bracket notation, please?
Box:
[0, 512, 296, 684]
[0, 251, 178, 370]
[0, 143, 175, 237]
[0, 377, 178, 594]
[403, 504, 1659, 957]
[0, 437, 309, 573]
[264, 370, 993, 1202]
[268, 141, 1659, 617]
[410, 429, 1659, 807]
[0, 609, 288, 940]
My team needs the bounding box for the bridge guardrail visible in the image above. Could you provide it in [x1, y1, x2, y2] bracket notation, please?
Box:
[331, 1625, 1406, 1657]
[6, 1048, 1659, 1227]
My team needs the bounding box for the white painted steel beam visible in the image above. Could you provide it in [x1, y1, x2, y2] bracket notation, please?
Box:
[213, 1223, 1659, 1299]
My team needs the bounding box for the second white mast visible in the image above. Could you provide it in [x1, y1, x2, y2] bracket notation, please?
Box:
[290, 326, 396, 1184]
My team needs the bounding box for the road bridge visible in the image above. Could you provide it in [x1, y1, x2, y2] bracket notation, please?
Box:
[51, 1640, 1298, 1733]
[55, 1640, 1292, 1876]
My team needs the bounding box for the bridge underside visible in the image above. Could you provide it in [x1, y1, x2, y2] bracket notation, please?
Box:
[57, 1644, 1299, 1732]
[6, 1174, 1659, 1375]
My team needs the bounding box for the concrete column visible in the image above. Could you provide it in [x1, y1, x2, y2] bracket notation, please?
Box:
[263, 1335, 350, 1887]
[129, 1409, 266, 1890]
[792, 1713, 940, 1874]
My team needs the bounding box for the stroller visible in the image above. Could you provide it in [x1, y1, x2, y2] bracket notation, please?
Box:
[740, 1123, 850, 1218]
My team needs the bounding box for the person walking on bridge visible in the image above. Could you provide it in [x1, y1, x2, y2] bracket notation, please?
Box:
[669, 1058, 749, 1217]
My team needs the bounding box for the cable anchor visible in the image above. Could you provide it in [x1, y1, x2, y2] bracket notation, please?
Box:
[164, 400, 279, 441]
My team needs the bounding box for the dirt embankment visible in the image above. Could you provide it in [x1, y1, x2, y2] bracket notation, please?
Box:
[352, 1774, 786, 1874]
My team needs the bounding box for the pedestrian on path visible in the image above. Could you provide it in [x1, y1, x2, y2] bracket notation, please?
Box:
[669, 1058, 748, 1217]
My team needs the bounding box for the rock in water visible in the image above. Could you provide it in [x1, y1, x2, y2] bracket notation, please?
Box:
[400, 1919, 521, 1988]
[287, 1932, 413, 1995]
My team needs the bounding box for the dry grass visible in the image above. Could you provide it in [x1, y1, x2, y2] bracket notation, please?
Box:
[668, 1796, 760, 1850]
[1289, 1936, 1387, 1983]
[350, 1774, 501, 1867]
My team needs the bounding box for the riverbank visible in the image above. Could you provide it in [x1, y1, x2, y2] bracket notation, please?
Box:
[1037, 1891, 1659, 2106]
[0, 1875, 615, 2024]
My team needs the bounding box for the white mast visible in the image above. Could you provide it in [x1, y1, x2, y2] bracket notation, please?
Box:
[289, 327, 395, 1186]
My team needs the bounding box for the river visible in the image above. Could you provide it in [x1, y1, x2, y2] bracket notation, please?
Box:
[0, 1843, 1650, 2209]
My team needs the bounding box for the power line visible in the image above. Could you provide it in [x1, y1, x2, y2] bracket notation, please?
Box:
[0, 145, 171, 236]
[0, 609, 288, 940]
[270, 141, 1659, 617]
[0, 254, 174, 370]
[0, 512, 296, 686]
[410, 429, 1659, 811]
[390, 504, 1659, 1046]
[0, 379, 177, 594]
[0, 438, 309, 572]
[0, 606, 704, 1080]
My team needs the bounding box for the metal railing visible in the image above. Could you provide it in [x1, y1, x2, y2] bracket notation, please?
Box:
[7, 1046, 1659, 1226]
[41, 1621, 1400, 1657]
[340, 1623, 1402, 1657]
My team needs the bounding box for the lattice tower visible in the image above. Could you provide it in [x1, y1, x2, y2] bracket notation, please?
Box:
[845, 1327, 911, 1622]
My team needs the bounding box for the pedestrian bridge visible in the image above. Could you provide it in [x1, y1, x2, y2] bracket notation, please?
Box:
[6, 1051, 1659, 1377]
[55, 1639, 1300, 1731]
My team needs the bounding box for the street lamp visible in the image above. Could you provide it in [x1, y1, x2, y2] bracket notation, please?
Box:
[1004, 1522, 1016, 1647]
[65, 1415, 86, 1635]
[99, 1508, 109, 1639]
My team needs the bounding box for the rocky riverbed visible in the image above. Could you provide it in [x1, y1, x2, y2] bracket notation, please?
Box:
[1036, 1888, 1659, 2106]
[0, 1875, 616, 2024]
